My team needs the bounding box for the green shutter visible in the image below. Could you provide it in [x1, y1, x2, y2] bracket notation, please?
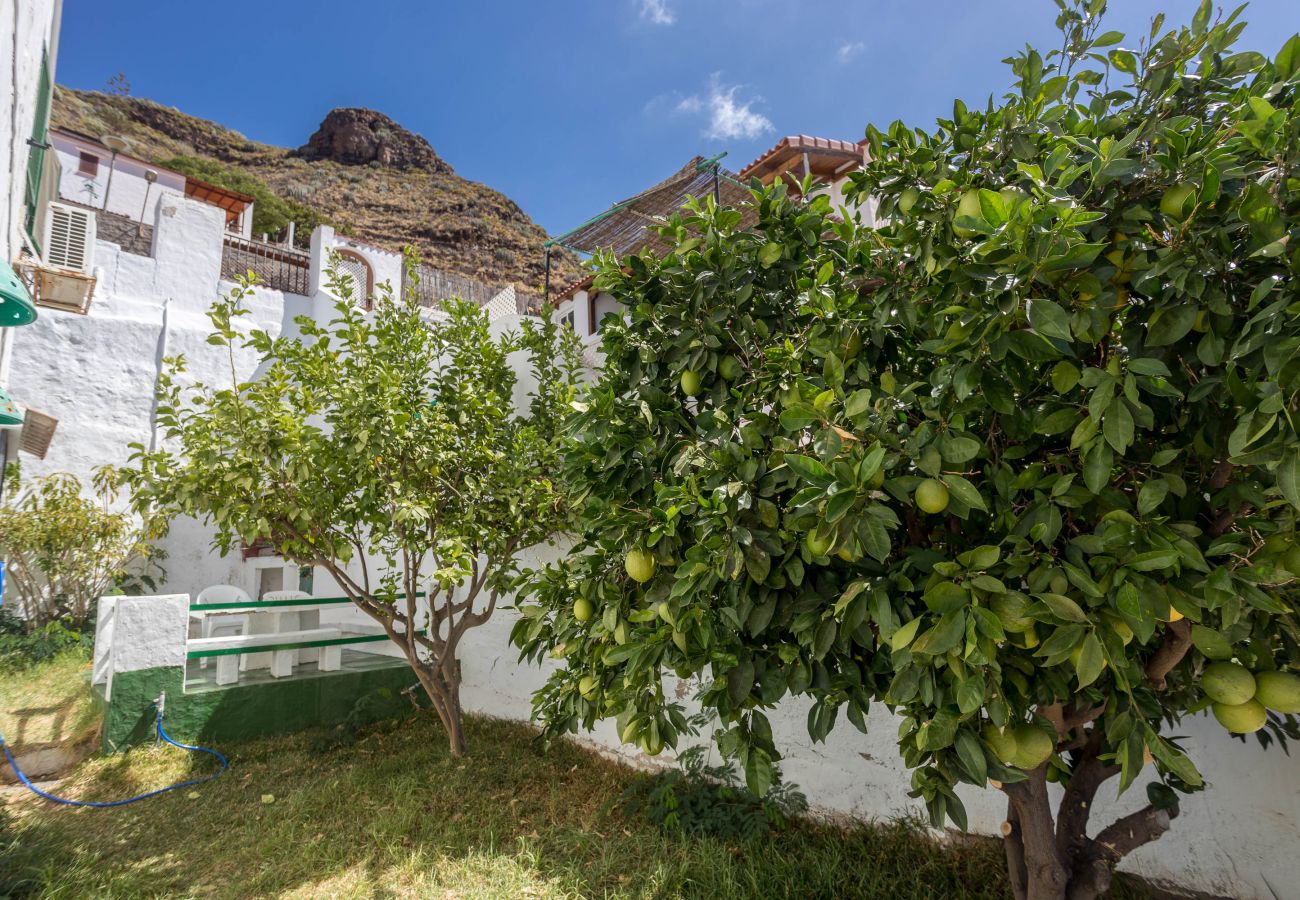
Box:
[23, 45, 53, 253]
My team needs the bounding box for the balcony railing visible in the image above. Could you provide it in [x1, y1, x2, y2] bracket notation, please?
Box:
[221, 236, 310, 295]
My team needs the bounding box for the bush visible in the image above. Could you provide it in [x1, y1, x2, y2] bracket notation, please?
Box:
[0, 466, 156, 630]
[618, 743, 807, 841]
[0, 609, 88, 671]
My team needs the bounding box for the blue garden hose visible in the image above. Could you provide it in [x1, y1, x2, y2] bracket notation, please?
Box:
[0, 697, 227, 807]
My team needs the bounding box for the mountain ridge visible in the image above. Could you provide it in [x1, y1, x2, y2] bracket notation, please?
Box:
[51, 87, 581, 295]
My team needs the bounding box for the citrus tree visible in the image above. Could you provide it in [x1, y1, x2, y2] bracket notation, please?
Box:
[515, 4, 1300, 897]
[0, 465, 157, 629]
[128, 261, 582, 755]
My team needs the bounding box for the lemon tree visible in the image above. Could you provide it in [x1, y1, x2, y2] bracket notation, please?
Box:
[516, 3, 1299, 898]
[128, 260, 582, 756]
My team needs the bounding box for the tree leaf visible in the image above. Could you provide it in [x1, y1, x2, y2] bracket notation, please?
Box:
[1074, 633, 1106, 688]
[1028, 298, 1072, 341]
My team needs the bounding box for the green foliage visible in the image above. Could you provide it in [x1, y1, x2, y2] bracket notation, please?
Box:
[155, 154, 326, 245]
[0, 466, 156, 630]
[617, 743, 807, 841]
[517, 3, 1299, 889]
[0, 609, 89, 672]
[127, 255, 582, 752]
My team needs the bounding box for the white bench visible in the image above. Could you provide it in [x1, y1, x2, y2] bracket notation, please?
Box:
[187, 627, 343, 685]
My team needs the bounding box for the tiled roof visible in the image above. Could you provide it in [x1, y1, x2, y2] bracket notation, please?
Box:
[739, 135, 865, 182]
[552, 272, 596, 304]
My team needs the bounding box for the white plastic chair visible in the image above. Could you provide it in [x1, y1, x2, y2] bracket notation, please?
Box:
[262, 591, 318, 665]
[194, 585, 252, 670]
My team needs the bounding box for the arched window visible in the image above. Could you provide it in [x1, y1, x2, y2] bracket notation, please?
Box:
[333, 249, 373, 309]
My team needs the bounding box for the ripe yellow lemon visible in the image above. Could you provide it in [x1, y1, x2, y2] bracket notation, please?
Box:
[915, 479, 950, 514]
[1167, 606, 1185, 623]
[1212, 698, 1266, 734]
[1202, 662, 1257, 705]
[625, 548, 656, 583]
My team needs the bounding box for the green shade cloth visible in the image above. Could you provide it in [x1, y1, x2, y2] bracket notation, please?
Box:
[0, 261, 38, 327]
[0, 387, 24, 427]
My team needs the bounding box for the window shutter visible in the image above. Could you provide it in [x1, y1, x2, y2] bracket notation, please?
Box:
[43, 202, 96, 274]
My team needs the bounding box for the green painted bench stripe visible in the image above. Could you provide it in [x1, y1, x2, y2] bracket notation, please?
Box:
[186, 633, 394, 659]
[190, 592, 425, 612]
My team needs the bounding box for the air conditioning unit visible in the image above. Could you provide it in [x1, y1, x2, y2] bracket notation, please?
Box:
[13, 202, 99, 314]
[44, 202, 96, 274]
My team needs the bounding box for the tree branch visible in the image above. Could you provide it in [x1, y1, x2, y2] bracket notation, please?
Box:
[1145, 619, 1192, 690]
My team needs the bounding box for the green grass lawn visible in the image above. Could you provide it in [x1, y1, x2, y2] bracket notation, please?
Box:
[2, 657, 1155, 899]
[0, 650, 99, 751]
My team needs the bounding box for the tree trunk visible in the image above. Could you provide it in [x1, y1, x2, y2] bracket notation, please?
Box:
[1000, 757, 1179, 900]
[1004, 772, 1069, 900]
[412, 659, 467, 756]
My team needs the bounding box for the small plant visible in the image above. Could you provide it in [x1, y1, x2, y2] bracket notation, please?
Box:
[104, 71, 131, 96]
[0, 609, 89, 671]
[0, 465, 158, 631]
[618, 743, 807, 841]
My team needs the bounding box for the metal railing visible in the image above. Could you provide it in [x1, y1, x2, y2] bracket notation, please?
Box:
[221, 236, 310, 295]
[404, 263, 502, 309]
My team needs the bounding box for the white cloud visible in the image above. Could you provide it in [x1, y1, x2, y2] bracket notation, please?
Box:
[640, 0, 675, 25]
[836, 41, 865, 63]
[673, 75, 774, 141]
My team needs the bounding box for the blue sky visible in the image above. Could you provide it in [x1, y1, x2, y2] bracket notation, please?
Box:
[54, 0, 1296, 239]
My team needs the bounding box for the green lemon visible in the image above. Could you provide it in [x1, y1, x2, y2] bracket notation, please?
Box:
[1011, 725, 1055, 769]
[1282, 545, 1300, 576]
[1201, 662, 1257, 705]
[624, 548, 656, 583]
[1254, 671, 1300, 714]
[1160, 182, 1196, 219]
[573, 598, 594, 623]
[953, 189, 984, 238]
[982, 724, 1019, 765]
[915, 479, 950, 514]
[898, 186, 920, 213]
[578, 675, 599, 699]
[640, 734, 665, 756]
[805, 530, 834, 557]
[1212, 698, 1267, 734]
[718, 356, 742, 381]
[680, 369, 702, 397]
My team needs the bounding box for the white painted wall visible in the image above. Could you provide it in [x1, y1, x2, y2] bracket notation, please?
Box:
[325, 233, 404, 300]
[0, 0, 60, 265]
[5, 193, 313, 604]
[50, 132, 188, 226]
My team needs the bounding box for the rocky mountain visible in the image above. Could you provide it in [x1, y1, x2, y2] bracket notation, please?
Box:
[51, 87, 580, 295]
